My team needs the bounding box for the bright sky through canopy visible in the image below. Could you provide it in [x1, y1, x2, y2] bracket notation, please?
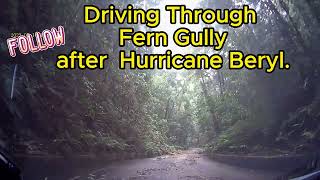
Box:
[152, 0, 203, 55]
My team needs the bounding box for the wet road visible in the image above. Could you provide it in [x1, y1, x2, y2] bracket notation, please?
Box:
[76, 149, 284, 180]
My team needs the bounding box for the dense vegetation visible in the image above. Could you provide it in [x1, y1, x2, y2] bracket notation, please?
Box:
[0, 0, 319, 158]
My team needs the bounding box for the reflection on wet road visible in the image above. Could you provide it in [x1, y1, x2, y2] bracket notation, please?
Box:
[76, 149, 283, 180]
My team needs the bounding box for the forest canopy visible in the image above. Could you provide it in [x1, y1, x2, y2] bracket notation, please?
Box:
[0, 0, 319, 160]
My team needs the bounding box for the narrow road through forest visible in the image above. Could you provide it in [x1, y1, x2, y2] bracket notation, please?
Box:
[77, 149, 283, 180]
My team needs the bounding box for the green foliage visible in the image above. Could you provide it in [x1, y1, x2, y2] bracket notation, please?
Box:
[0, 0, 319, 157]
[200, 0, 320, 154]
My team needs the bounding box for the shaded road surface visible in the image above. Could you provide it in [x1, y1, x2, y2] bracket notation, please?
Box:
[77, 149, 284, 180]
